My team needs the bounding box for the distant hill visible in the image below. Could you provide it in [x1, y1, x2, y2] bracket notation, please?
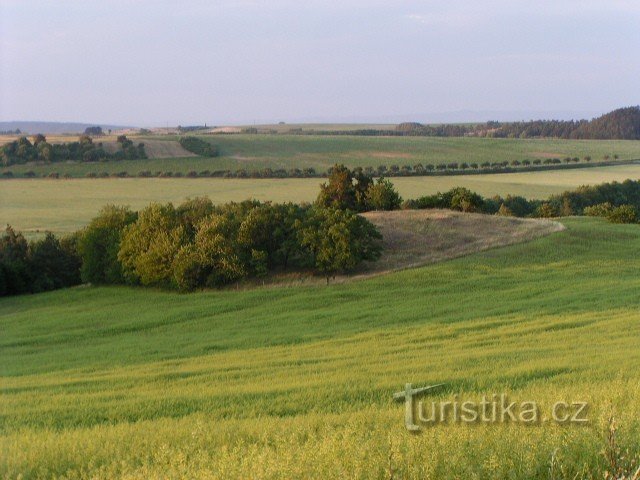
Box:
[393, 106, 640, 140]
[0, 121, 133, 135]
[572, 106, 640, 140]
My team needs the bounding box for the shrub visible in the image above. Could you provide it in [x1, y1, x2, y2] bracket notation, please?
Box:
[178, 137, 219, 157]
[496, 204, 515, 216]
[607, 205, 638, 224]
[449, 187, 484, 212]
[584, 202, 614, 217]
[536, 203, 557, 218]
[365, 177, 402, 211]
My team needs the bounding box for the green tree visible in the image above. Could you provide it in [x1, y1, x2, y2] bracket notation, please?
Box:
[118, 203, 185, 286]
[449, 187, 484, 212]
[316, 164, 372, 211]
[299, 207, 382, 283]
[192, 214, 246, 287]
[78, 205, 137, 284]
[28, 232, 81, 292]
[0, 225, 30, 295]
[176, 197, 215, 238]
[365, 177, 402, 211]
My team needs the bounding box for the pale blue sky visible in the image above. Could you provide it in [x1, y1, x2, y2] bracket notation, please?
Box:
[1, 0, 638, 126]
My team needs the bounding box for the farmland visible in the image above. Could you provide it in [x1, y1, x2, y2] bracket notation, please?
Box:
[3, 164, 640, 237]
[1, 135, 640, 178]
[2, 218, 640, 478]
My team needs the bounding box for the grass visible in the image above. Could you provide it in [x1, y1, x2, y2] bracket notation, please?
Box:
[1, 218, 640, 478]
[1, 135, 639, 177]
[361, 209, 563, 274]
[2, 164, 640, 237]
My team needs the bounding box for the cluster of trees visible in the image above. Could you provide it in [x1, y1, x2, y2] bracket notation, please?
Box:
[1, 135, 146, 166]
[0, 227, 81, 296]
[317, 164, 402, 211]
[179, 137, 219, 157]
[405, 179, 640, 223]
[79, 199, 382, 292]
[2, 164, 398, 297]
[83, 126, 104, 136]
[178, 125, 209, 133]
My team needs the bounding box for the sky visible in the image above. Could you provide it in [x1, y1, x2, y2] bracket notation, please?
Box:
[1, 0, 639, 126]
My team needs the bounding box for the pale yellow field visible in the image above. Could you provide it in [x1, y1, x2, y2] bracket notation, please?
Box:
[2, 164, 640, 235]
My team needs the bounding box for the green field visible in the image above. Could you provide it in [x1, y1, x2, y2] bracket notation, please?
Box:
[3, 164, 640, 236]
[2, 218, 639, 478]
[2, 135, 640, 177]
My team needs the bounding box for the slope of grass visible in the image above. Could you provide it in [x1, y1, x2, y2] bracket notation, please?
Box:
[1, 218, 640, 478]
[2, 165, 640, 237]
[1, 135, 639, 177]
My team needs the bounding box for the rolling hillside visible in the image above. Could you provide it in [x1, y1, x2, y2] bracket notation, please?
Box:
[2, 218, 639, 479]
[2, 136, 640, 178]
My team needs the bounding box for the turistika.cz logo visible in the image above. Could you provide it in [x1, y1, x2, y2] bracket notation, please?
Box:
[393, 383, 588, 431]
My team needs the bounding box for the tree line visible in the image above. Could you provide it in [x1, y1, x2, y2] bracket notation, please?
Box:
[405, 180, 640, 221]
[401, 107, 640, 139]
[3, 166, 640, 297]
[0, 134, 147, 166]
[269, 107, 640, 140]
[1, 167, 395, 296]
[2, 153, 623, 180]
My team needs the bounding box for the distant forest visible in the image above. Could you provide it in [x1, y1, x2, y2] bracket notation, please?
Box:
[293, 107, 640, 140]
[465, 106, 640, 139]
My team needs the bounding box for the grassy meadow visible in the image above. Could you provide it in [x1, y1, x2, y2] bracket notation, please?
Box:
[3, 164, 640, 236]
[1, 218, 640, 478]
[1, 135, 640, 177]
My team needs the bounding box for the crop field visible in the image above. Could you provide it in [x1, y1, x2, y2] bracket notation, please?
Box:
[1, 135, 640, 178]
[2, 164, 640, 236]
[2, 218, 640, 479]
